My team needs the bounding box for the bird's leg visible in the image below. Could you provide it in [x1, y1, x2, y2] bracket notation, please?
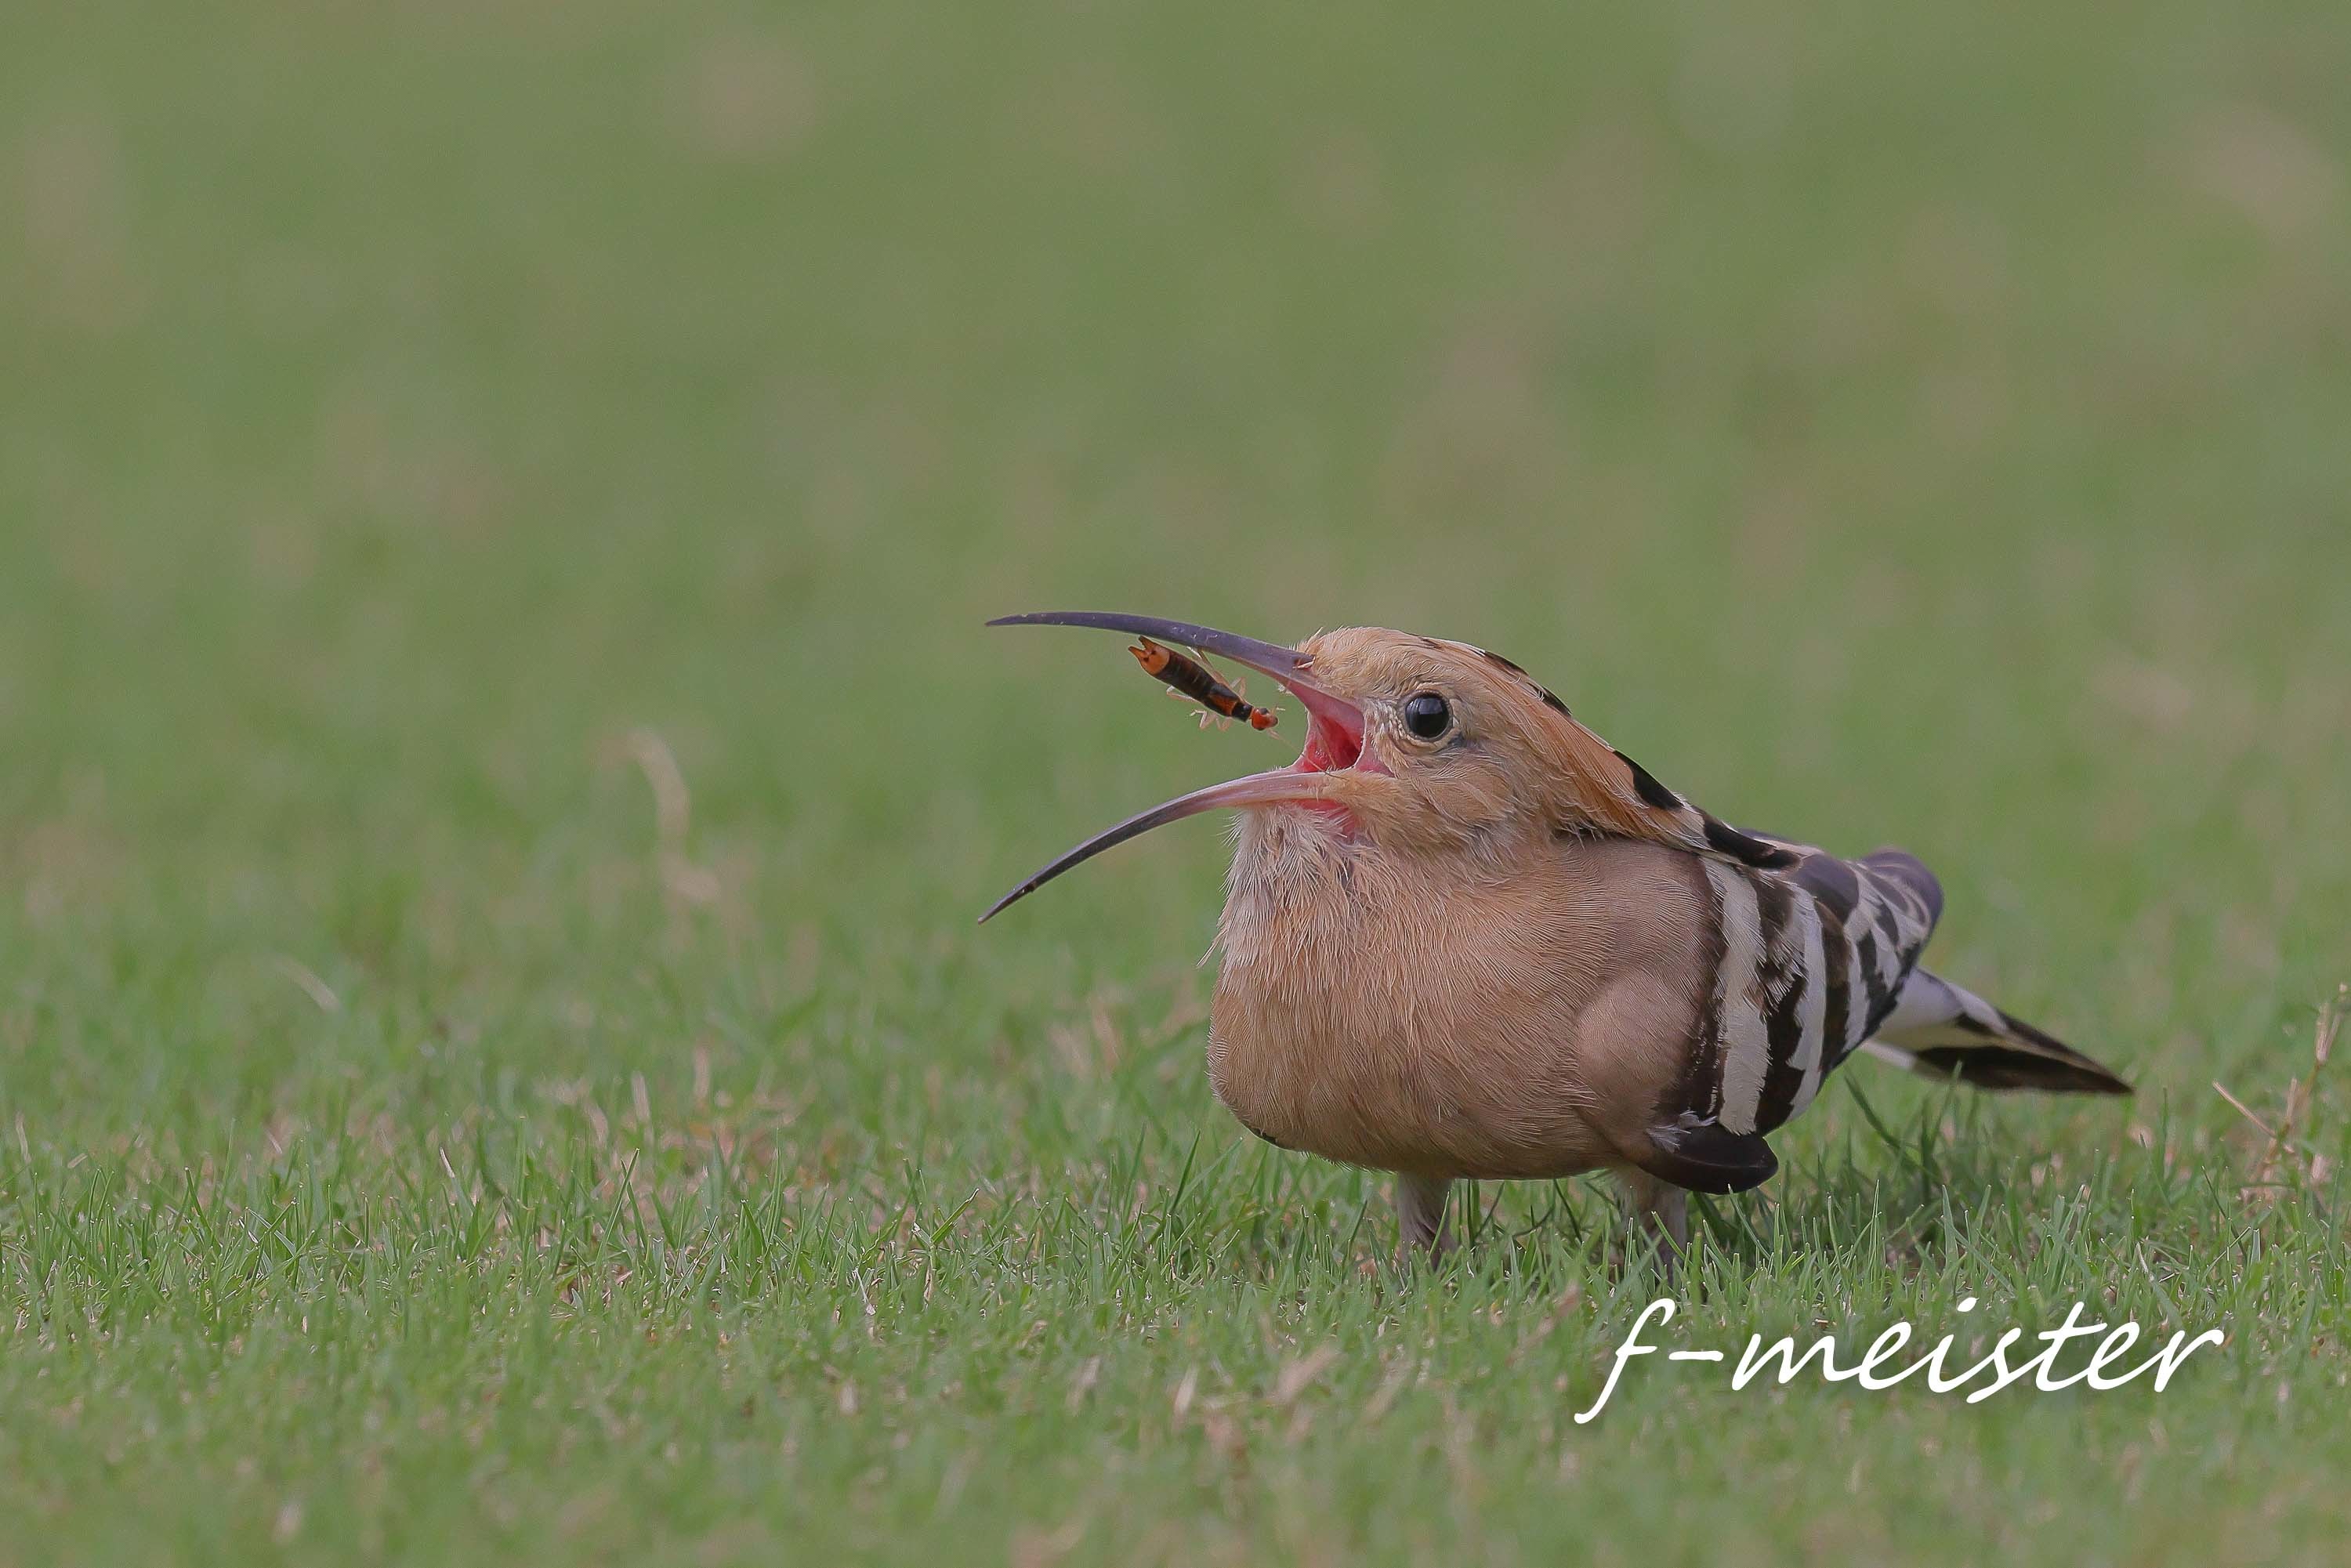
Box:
[1611, 1168, 1689, 1273]
[1393, 1174, 1454, 1262]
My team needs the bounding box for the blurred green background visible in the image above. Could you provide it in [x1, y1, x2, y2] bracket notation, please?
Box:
[4, 2, 2349, 1563]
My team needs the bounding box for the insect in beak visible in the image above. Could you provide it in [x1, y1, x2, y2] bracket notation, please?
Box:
[979, 612, 1369, 921]
[1130, 637, 1280, 730]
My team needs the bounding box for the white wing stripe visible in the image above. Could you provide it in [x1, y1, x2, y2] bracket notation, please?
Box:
[1786, 890, 1831, 1118]
[1707, 860, 1771, 1135]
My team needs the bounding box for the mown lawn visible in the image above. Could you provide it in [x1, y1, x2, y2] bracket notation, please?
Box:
[5, 2, 2350, 1563]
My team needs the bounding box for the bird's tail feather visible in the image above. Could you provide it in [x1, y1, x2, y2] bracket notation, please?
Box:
[1864, 968, 2131, 1096]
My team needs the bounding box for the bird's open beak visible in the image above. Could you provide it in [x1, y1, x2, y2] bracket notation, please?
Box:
[979, 612, 1368, 921]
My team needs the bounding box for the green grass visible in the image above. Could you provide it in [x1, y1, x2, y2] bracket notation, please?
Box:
[5, 0, 2351, 1562]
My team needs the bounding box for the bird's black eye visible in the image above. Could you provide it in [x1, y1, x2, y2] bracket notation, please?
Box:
[1402, 691, 1451, 741]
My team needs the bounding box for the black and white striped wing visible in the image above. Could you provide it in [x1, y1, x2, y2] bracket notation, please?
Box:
[1640, 839, 1942, 1193]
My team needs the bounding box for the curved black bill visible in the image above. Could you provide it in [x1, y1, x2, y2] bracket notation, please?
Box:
[978, 611, 1366, 922]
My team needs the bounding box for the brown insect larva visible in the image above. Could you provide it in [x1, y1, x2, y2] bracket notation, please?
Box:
[1129, 637, 1278, 730]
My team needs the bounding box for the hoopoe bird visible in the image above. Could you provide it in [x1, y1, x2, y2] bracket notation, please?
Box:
[982, 612, 2131, 1258]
